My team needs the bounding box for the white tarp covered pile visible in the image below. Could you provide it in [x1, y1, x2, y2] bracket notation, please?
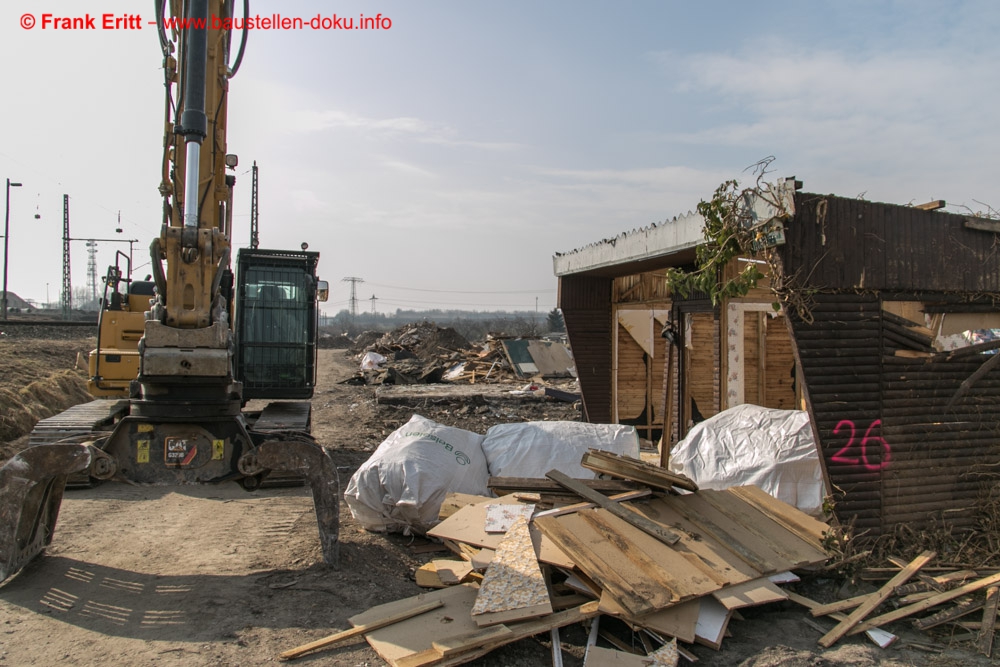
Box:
[668, 404, 825, 516]
[345, 417, 640, 534]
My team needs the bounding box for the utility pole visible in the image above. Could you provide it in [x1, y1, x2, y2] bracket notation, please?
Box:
[62, 195, 72, 318]
[342, 276, 364, 318]
[370, 293, 377, 315]
[3, 178, 23, 320]
[86, 240, 98, 305]
[250, 161, 259, 249]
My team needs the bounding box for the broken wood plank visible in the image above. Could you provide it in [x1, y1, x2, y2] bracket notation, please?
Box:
[913, 595, 985, 630]
[580, 449, 698, 492]
[280, 599, 444, 661]
[978, 586, 999, 658]
[545, 469, 681, 546]
[489, 476, 640, 496]
[818, 550, 936, 647]
[534, 490, 652, 520]
[785, 591, 896, 648]
[471, 516, 552, 626]
[850, 571, 1000, 637]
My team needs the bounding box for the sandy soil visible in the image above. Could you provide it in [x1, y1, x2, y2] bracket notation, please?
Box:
[0, 344, 994, 666]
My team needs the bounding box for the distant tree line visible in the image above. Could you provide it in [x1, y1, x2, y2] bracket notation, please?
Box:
[322, 308, 565, 341]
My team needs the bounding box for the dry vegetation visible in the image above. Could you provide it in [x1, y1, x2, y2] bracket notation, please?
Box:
[0, 335, 95, 459]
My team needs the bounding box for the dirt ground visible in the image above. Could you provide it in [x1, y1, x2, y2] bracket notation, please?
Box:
[0, 337, 995, 666]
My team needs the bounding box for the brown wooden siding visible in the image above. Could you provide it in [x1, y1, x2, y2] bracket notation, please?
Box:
[559, 276, 613, 423]
[789, 292, 1000, 535]
[782, 193, 1000, 293]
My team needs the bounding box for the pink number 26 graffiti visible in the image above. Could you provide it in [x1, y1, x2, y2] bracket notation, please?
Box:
[830, 419, 891, 471]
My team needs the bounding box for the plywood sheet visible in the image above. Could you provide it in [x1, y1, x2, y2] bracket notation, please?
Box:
[712, 577, 787, 610]
[536, 509, 716, 616]
[427, 494, 573, 568]
[599, 593, 699, 644]
[585, 645, 654, 667]
[349, 584, 481, 666]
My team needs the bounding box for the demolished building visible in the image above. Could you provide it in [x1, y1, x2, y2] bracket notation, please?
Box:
[554, 178, 1000, 536]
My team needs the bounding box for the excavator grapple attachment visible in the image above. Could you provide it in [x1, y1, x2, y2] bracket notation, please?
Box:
[0, 444, 93, 584]
[257, 439, 340, 566]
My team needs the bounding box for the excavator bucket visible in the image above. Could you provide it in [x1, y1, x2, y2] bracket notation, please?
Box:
[0, 444, 92, 584]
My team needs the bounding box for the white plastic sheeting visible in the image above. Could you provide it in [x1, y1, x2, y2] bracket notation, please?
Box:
[344, 415, 490, 534]
[668, 404, 825, 516]
[482, 421, 640, 479]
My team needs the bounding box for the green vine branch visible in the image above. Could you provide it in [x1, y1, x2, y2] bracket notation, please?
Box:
[665, 158, 796, 311]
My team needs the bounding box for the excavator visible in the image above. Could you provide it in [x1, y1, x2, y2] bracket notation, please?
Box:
[0, 0, 339, 584]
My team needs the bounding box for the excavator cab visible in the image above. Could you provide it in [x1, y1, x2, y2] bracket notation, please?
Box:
[235, 248, 325, 400]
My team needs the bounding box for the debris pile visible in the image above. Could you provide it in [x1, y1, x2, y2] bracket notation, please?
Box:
[344, 324, 577, 388]
[284, 448, 834, 665]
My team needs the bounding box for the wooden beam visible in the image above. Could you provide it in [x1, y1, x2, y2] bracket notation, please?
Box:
[786, 591, 896, 648]
[913, 595, 984, 630]
[545, 469, 681, 546]
[278, 600, 444, 661]
[818, 550, 935, 647]
[964, 217, 1000, 233]
[533, 489, 652, 520]
[580, 449, 698, 492]
[978, 586, 999, 658]
[914, 199, 946, 211]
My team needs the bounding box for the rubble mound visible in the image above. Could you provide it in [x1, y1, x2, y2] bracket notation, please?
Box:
[372, 322, 472, 360]
[350, 330, 383, 354]
[318, 332, 354, 349]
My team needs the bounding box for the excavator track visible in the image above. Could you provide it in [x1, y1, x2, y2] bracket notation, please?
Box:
[28, 400, 130, 488]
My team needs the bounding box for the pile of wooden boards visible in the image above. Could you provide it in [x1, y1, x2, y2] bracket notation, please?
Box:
[279, 450, 832, 665]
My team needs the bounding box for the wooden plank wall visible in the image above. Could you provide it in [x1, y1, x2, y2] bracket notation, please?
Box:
[789, 292, 1000, 535]
[764, 315, 797, 409]
[616, 323, 647, 420]
[684, 312, 719, 432]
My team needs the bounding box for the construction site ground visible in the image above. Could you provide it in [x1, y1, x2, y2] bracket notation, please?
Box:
[0, 335, 993, 666]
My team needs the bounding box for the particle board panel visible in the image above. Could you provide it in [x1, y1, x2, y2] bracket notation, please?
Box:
[471, 517, 552, 626]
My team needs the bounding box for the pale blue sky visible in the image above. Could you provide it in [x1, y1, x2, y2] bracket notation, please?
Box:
[2, 1, 997, 312]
